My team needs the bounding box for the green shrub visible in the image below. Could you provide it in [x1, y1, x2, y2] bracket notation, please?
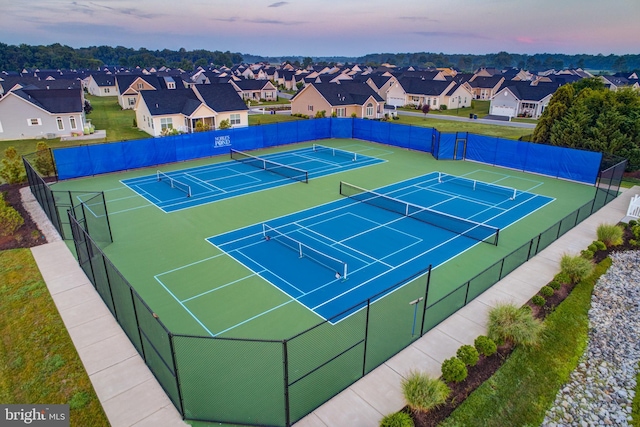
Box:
[560, 253, 595, 284]
[218, 119, 231, 129]
[630, 239, 639, 247]
[632, 224, 640, 240]
[0, 146, 26, 184]
[456, 345, 479, 367]
[474, 335, 497, 357]
[553, 272, 571, 285]
[596, 223, 624, 247]
[441, 357, 468, 383]
[380, 411, 414, 427]
[532, 295, 546, 306]
[628, 219, 637, 227]
[401, 371, 450, 413]
[587, 243, 598, 253]
[594, 240, 607, 251]
[548, 280, 562, 290]
[0, 193, 24, 237]
[487, 303, 544, 347]
[580, 249, 594, 259]
[540, 286, 554, 297]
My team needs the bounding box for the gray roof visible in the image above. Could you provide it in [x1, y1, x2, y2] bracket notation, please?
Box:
[12, 88, 83, 113]
[301, 81, 384, 106]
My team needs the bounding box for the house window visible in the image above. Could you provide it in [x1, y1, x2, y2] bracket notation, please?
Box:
[0, 120, 3, 133]
[160, 118, 173, 131]
[69, 116, 77, 130]
[336, 107, 346, 117]
[230, 114, 241, 125]
[27, 118, 42, 126]
[167, 82, 175, 89]
[366, 103, 374, 117]
[308, 105, 314, 112]
[56, 117, 64, 131]
[128, 97, 136, 106]
[137, 83, 144, 89]
[104, 88, 110, 94]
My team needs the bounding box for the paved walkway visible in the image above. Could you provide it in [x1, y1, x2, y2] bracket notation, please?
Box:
[28, 187, 638, 427]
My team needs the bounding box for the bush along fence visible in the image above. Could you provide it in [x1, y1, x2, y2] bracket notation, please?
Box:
[23, 122, 627, 426]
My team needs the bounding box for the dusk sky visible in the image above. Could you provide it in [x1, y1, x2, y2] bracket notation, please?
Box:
[2, 0, 638, 57]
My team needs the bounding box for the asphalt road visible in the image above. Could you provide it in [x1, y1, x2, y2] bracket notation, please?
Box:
[398, 110, 537, 128]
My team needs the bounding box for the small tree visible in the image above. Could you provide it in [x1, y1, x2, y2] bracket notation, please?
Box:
[0, 146, 26, 184]
[194, 120, 211, 132]
[0, 193, 24, 237]
[421, 104, 430, 118]
[34, 141, 55, 177]
[218, 119, 231, 130]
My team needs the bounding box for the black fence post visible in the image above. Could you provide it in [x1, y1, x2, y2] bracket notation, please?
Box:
[168, 333, 186, 418]
[419, 265, 432, 336]
[362, 300, 371, 377]
[283, 340, 290, 427]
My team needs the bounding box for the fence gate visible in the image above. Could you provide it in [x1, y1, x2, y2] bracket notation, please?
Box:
[454, 132, 468, 160]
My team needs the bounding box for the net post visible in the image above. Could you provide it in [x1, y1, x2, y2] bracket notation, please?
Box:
[298, 241, 303, 258]
[438, 172, 442, 183]
[156, 170, 161, 181]
[343, 263, 348, 280]
[473, 180, 477, 191]
[511, 189, 517, 200]
[262, 223, 267, 238]
[354, 153, 357, 161]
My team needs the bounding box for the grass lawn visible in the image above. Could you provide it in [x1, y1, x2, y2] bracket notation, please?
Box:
[85, 95, 149, 142]
[0, 248, 109, 427]
[400, 100, 491, 118]
[621, 176, 640, 189]
[440, 258, 612, 427]
[393, 115, 533, 140]
[248, 113, 304, 126]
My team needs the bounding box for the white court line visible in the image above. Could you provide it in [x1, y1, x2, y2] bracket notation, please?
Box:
[180, 273, 261, 303]
[154, 275, 216, 337]
[183, 172, 225, 193]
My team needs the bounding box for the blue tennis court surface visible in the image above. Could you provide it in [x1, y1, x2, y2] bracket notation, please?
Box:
[208, 171, 554, 323]
[121, 145, 385, 212]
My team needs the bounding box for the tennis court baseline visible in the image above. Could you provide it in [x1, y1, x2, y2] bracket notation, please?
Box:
[204, 171, 554, 327]
[120, 144, 385, 212]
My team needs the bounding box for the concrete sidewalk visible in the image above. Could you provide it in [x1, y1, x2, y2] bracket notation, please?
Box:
[29, 187, 637, 427]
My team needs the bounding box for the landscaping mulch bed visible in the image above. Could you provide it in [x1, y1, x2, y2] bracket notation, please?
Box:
[0, 183, 46, 250]
[409, 224, 638, 427]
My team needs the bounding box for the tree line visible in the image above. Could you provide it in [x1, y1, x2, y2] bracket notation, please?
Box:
[2, 43, 639, 73]
[0, 43, 243, 71]
[533, 78, 640, 171]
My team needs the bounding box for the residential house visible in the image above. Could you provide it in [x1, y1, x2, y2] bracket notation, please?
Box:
[0, 88, 85, 140]
[86, 73, 117, 96]
[135, 83, 248, 137]
[115, 74, 163, 110]
[489, 81, 560, 118]
[393, 77, 458, 109]
[467, 75, 505, 99]
[231, 79, 278, 102]
[290, 81, 385, 119]
[600, 75, 640, 91]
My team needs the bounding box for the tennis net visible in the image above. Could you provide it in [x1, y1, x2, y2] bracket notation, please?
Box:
[340, 181, 499, 245]
[313, 144, 358, 161]
[438, 172, 517, 200]
[156, 170, 192, 197]
[263, 224, 348, 279]
[230, 149, 308, 183]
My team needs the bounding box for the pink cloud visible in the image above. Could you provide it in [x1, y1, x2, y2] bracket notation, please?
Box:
[516, 36, 535, 44]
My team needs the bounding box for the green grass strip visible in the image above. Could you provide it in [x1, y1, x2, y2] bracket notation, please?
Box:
[440, 258, 612, 427]
[633, 360, 640, 427]
[0, 248, 109, 426]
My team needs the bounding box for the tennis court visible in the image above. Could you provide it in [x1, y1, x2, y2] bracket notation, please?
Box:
[121, 144, 385, 212]
[43, 134, 610, 426]
[202, 171, 553, 327]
